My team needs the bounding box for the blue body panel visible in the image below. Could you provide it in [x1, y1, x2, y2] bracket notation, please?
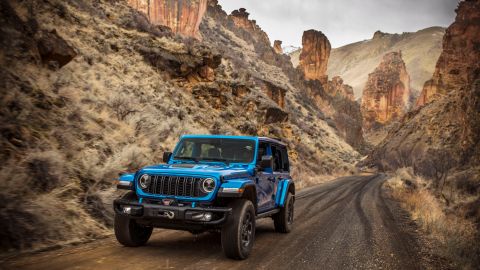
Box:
[119, 173, 135, 183]
[275, 179, 292, 207]
[118, 135, 294, 212]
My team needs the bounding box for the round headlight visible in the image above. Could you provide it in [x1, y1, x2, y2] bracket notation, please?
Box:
[201, 178, 216, 193]
[139, 174, 151, 189]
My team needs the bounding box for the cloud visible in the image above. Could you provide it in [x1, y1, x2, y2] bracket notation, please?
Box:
[217, 0, 458, 48]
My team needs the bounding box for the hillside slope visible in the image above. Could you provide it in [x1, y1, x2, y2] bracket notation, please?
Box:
[290, 27, 444, 98]
[0, 0, 359, 252]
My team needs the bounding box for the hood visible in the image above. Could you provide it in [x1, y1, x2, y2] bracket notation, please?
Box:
[138, 163, 253, 179]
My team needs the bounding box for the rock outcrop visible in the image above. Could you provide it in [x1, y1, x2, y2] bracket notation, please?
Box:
[327, 76, 354, 101]
[37, 29, 76, 69]
[415, 0, 480, 107]
[273, 40, 283, 54]
[299, 30, 331, 86]
[369, 0, 480, 171]
[127, 0, 207, 39]
[229, 8, 270, 45]
[361, 51, 411, 130]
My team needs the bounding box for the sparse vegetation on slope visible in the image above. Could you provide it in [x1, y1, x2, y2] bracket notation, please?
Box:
[0, 0, 360, 252]
[385, 168, 480, 269]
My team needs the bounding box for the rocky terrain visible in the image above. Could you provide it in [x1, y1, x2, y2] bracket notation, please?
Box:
[290, 27, 444, 99]
[0, 0, 364, 252]
[361, 51, 411, 131]
[127, 0, 207, 39]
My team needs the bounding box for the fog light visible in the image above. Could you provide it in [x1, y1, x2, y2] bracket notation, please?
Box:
[123, 206, 132, 214]
[191, 212, 213, 221]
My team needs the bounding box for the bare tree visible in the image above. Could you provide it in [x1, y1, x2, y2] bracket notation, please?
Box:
[415, 148, 457, 205]
[110, 96, 139, 121]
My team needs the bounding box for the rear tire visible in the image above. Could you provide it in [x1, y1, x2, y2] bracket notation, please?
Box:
[274, 192, 294, 233]
[221, 199, 255, 260]
[114, 214, 152, 247]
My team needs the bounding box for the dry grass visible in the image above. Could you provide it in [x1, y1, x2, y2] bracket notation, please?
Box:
[385, 168, 480, 269]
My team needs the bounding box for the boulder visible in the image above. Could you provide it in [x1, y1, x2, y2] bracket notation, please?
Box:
[36, 29, 76, 68]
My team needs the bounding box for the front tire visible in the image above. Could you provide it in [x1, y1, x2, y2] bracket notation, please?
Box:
[274, 192, 294, 233]
[114, 214, 152, 247]
[221, 199, 255, 260]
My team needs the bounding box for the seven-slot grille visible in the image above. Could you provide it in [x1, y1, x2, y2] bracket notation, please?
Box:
[144, 175, 205, 197]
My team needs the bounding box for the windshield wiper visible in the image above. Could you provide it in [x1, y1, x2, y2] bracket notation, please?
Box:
[173, 156, 199, 163]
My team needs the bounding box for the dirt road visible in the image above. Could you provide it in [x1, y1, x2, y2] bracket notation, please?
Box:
[4, 174, 425, 269]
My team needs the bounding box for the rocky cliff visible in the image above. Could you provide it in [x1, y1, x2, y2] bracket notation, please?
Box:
[229, 8, 271, 45]
[369, 0, 480, 176]
[361, 51, 411, 130]
[127, 0, 207, 39]
[415, 0, 480, 107]
[298, 30, 331, 85]
[327, 76, 354, 101]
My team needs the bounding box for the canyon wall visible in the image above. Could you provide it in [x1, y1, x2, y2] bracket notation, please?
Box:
[369, 0, 480, 170]
[127, 0, 207, 39]
[361, 51, 411, 130]
[298, 30, 331, 85]
[415, 0, 480, 107]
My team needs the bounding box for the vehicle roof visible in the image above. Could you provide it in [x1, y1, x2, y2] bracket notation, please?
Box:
[180, 134, 286, 146]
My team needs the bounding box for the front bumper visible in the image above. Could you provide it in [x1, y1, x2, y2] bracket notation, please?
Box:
[113, 198, 232, 229]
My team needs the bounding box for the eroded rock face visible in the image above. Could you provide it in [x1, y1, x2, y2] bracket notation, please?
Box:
[416, 0, 480, 107]
[273, 40, 283, 54]
[258, 79, 287, 108]
[361, 51, 411, 130]
[127, 0, 207, 39]
[229, 8, 270, 45]
[299, 30, 331, 85]
[368, 0, 480, 171]
[327, 76, 354, 101]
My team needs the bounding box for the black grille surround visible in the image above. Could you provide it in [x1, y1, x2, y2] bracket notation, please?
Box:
[143, 175, 209, 198]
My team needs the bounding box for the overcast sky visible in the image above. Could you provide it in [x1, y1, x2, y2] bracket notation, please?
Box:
[218, 0, 459, 48]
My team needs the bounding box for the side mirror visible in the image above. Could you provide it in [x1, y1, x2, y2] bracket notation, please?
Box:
[259, 155, 273, 170]
[163, 152, 172, 163]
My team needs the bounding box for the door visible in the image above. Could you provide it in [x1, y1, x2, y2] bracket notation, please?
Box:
[256, 142, 276, 212]
[271, 144, 286, 206]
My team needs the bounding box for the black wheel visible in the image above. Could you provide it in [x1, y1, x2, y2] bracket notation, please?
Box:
[221, 199, 255, 260]
[274, 192, 294, 233]
[114, 214, 153, 247]
[114, 191, 152, 247]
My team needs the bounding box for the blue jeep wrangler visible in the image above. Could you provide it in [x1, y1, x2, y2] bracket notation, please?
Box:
[113, 135, 295, 259]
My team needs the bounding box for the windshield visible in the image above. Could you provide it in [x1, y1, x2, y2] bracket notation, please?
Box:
[173, 138, 256, 164]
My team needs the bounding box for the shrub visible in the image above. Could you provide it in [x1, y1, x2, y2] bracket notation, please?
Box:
[385, 168, 480, 269]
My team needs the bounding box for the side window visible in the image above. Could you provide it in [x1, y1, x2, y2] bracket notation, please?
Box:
[281, 146, 290, 172]
[177, 141, 194, 157]
[256, 142, 268, 165]
[271, 145, 282, 172]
